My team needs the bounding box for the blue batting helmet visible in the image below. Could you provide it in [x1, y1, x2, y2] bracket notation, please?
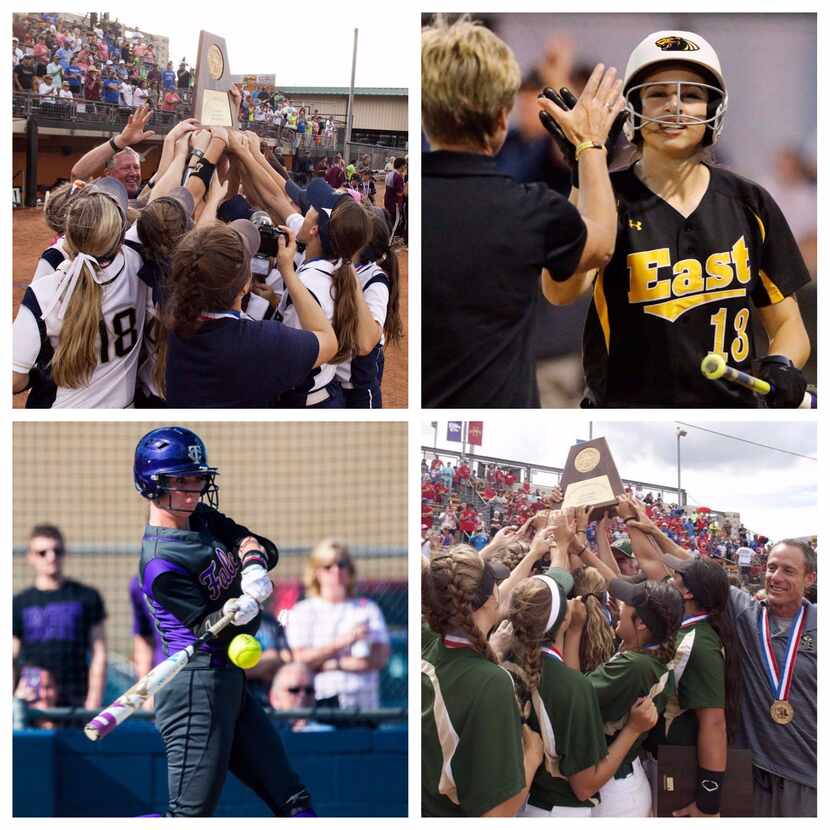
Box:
[134, 427, 219, 509]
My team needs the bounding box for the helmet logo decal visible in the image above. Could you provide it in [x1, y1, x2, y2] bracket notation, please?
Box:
[187, 445, 202, 464]
[655, 36, 700, 51]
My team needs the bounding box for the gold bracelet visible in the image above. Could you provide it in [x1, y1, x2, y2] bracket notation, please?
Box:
[575, 141, 605, 162]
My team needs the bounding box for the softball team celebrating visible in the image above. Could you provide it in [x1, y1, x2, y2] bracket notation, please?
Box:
[13, 111, 402, 408]
[423, 496, 768, 817]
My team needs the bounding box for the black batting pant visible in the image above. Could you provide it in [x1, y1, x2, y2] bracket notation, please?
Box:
[154, 656, 304, 816]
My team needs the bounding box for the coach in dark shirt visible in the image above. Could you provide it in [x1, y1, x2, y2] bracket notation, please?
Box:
[421, 17, 623, 408]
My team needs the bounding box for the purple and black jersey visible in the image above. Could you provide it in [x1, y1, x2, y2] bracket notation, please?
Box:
[138, 503, 278, 664]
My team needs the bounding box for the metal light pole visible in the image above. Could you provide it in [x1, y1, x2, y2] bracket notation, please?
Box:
[676, 428, 688, 505]
[431, 421, 437, 452]
[344, 28, 358, 163]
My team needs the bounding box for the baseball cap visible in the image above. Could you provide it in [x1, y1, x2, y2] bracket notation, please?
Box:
[532, 566, 574, 636]
[287, 177, 349, 256]
[228, 218, 259, 261]
[662, 554, 727, 612]
[217, 194, 254, 223]
[611, 539, 634, 559]
[85, 176, 128, 220]
[157, 186, 194, 232]
[608, 577, 682, 642]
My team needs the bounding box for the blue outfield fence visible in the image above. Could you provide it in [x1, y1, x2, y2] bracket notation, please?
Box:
[13, 722, 407, 817]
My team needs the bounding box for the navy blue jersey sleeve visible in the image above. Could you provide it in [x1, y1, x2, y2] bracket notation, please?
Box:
[748, 184, 811, 306]
[267, 325, 320, 391]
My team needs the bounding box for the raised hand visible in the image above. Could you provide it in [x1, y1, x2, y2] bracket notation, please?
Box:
[118, 103, 156, 146]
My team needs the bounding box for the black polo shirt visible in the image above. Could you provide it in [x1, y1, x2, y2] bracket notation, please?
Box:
[422, 150, 587, 408]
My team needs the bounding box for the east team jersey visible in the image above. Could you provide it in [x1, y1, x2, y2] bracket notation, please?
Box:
[278, 257, 337, 394]
[335, 261, 389, 389]
[138, 503, 279, 661]
[13, 241, 152, 407]
[583, 163, 811, 407]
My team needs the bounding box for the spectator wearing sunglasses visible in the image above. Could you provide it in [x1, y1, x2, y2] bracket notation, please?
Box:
[285, 540, 390, 710]
[12, 524, 108, 709]
[269, 662, 334, 733]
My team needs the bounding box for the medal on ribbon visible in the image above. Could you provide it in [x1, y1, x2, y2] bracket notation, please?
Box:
[758, 604, 806, 725]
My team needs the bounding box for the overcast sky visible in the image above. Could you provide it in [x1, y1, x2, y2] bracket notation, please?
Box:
[107, 7, 408, 87]
[420, 419, 817, 541]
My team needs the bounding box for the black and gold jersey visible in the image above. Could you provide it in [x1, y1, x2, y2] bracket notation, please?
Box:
[583, 163, 810, 407]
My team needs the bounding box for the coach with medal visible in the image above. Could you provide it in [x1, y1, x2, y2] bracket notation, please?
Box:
[663, 538, 816, 816]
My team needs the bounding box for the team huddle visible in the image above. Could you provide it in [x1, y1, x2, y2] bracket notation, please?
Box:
[13, 102, 403, 408]
[421, 493, 817, 817]
[421, 20, 812, 408]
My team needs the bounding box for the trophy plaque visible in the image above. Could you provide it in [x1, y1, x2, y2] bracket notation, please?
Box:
[559, 437, 624, 521]
[193, 31, 237, 128]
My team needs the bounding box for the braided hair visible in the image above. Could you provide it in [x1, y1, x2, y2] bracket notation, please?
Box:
[506, 577, 552, 711]
[422, 544, 497, 663]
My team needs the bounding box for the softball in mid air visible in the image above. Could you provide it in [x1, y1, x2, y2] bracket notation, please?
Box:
[228, 634, 262, 669]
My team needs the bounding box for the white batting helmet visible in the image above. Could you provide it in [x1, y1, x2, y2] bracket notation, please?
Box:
[622, 31, 728, 145]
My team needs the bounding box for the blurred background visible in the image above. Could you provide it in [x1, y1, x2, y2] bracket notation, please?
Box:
[422, 13, 817, 405]
[13, 421, 407, 817]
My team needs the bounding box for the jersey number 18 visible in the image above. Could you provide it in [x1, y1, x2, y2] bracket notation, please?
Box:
[98, 307, 138, 363]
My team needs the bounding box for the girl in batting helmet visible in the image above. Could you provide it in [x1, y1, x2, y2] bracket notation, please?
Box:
[539, 30, 812, 409]
[133, 426, 315, 817]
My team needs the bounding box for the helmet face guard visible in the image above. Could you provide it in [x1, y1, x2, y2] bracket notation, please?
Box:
[151, 470, 219, 512]
[624, 80, 727, 144]
[134, 427, 220, 511]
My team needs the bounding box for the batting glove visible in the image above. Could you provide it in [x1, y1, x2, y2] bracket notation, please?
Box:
[538, 86, 626, 187]
[223, 595, 259, 626]
[241, 564, 273, 605]
[759, 355, 807, 408]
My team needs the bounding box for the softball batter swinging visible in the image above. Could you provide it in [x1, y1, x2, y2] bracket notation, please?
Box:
[134, 426, 314, 817]
[539, 31, 811, 408]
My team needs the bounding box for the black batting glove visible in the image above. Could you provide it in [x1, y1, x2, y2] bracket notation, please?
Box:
[759, 355, 807, 408]
[538, 86, 627, 188]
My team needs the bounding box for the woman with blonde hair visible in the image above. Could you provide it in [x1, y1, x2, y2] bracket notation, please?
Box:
[571, 565, 617, 673]
[422, 544, 543, 817]
[13, 178, 150, 407]
[422, 15, 624, 407]
[285, 539, 390, 710]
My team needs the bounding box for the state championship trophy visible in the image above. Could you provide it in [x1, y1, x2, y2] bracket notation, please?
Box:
[193, 31, 237, 128]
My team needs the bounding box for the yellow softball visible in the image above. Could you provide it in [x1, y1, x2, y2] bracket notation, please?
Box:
[227, 634, 262, 669]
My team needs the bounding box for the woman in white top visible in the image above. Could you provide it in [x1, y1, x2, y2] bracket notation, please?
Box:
[285, 540, 390, 710]
[12, 178, 151, 407]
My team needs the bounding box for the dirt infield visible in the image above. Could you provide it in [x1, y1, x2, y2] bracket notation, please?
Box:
[12, 206, 407, 409]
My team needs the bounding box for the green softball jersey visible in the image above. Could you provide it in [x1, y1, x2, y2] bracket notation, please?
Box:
[422, 637, 525, 817]
[657, 619, 725, 746]
[588, 650, 675, 778]
[527, 650, 608, 810]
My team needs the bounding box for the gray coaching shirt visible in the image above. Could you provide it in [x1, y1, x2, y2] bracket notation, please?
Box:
[729, 587, 816, 788]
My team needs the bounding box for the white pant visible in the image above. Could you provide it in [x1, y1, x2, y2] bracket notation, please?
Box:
[591, 757, 652, 817]
[521, 802, 592, 818]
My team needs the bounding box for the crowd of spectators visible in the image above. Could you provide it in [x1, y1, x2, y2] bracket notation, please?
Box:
[13, 12, 193, 119]
[14, 528, 391, 730]
[421, 454, 784, 591]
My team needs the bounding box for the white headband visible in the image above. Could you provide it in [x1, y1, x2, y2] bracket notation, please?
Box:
[532, 575, 563, 634]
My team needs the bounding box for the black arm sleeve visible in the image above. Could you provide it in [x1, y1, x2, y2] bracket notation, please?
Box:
[197, 505, 279, 570]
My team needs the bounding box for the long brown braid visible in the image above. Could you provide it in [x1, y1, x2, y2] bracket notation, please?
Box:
[423, 545, 497, 663]
[506, 577, 553, 711]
